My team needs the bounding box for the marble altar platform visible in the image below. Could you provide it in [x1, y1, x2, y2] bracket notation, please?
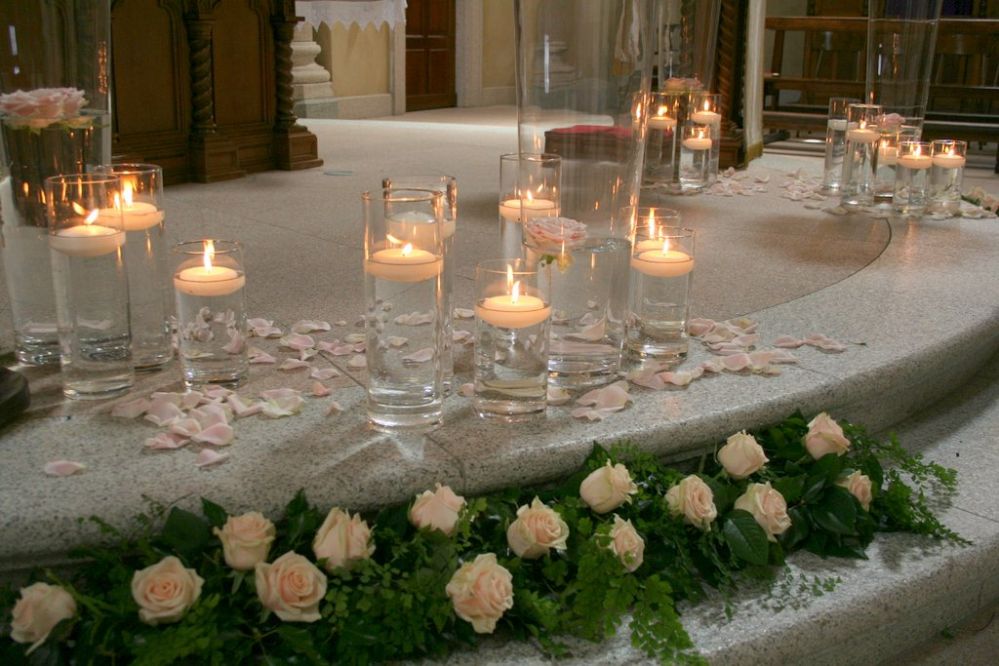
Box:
[0, 107, 997, 663]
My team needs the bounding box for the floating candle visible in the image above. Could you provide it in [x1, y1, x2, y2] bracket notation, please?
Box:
[931, 151, 966, 169]
[498, 194, 557, 222]
[647, 114, 677, 131]
[690, 109, 720, 126]
[897, 153, 931, 170]
[847, 125, 879, 144]
[827, 118, 849, 131]
[174, 240, 246, 296]
[682, 136, 712, 151]
[103, 181, 164, 231]
[475, 269, 549, 329]
[630, 239, 694, 278]
[49, 207, 125, 258]
[365, 242, 442, 283]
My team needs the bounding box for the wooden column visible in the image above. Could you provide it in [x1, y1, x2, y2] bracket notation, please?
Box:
[716, 0, 746, 169]
[271, 0, 323, 171]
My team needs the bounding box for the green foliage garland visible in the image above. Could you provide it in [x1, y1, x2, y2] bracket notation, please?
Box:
[0, 412, 961, 664]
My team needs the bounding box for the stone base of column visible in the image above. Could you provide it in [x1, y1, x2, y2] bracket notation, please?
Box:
[273, 126, 324, 171]
[293, 81, 338, 118]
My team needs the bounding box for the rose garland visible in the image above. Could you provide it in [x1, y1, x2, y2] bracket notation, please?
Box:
[0, 412, 961, 664]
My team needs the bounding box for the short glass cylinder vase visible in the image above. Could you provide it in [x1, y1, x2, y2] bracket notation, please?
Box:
[172, 240, 247, 389]
[839, 103, 883, 209]
[382, 174, 457, 393]
[643, 92, 681, 190]
[822, 97, 861, 192]
[892, 141, 932, 218]
[873, 120, 919, 207]
[688, 92, 721, 184]
[928, 140, 966, 216]
[626, 215, 694, 361]
[0, 0, 113, 365]
[98, 163, 171, 370]
[679, 123, 713, 192]
[473, 259, 551, 421]
[45, 173, 132, 399]
[363, 188, 445, 432]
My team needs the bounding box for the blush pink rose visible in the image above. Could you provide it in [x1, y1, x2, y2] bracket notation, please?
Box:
[445, 553, 514, 633]
[312, 507, 375, 571]
[717, 431, 768, 479]
[213, 511, 276, 571]
[131, 556, 204, 625]
[665, 475, 718, 531]
[804, 412, 851, 459]
[409, 483, 466, 536]
[506, 497, 569, 559]
[0, 88, 87, 122]
[255, 551, 326, 623]
[734, 482, 792, 541]
[579, 460, 638, 514]
[607, 515, 645, 573]
[10, 583, 77, 654]
[838, 470, 873, 511]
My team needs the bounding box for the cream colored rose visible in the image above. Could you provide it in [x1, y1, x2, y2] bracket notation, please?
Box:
[445, 553, 514, 634]
[213, 511, 276, 571]
[665, 475, 718, 531]
[312, 507, 375, 572]
[506, 497, 569, 559]
[734, 482, 792, 542]
[579, 460, 638, 514]
[131, 556, 204, 625]
[409, 483, 466, 536]
[717, 431, 768, 479]
[838, 470, 873, 511]
[607, 515, 645, 573]
[255, 551, 327, 623]
[10, 583, 77, 654]
[804, 412, 851, 459]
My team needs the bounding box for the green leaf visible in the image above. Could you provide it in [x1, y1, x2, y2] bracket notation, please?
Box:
[201, 498, 228, 528]
[781, 506, 811, 550]
[802, 454, 844, 502]
[772, 475, 805, 504]
[812, 487, 858, 535]
[159, 507, 211, 559]
[722, 510, 769, 566]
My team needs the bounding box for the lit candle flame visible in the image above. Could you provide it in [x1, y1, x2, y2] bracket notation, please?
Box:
[657, 105, 667, 117]
[506, 264, 514, 291]
[386, 233, 402, 246]
[525, 190, 534, 203]
[203, 239, 215, 271]
[123, 180, 134, 207]
[703, 100, 711, 112]
[401, 243, 413, 257]
[662, 238, 670, 254]
[647, 209, 655, 238]
[511, 280, 521, 304]
[946, 146, 955, 157]
[84, 209, 98, 225]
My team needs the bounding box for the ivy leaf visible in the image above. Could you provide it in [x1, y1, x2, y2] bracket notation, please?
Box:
[201, 498, 228, 528]
[722, 510, 769, 566]
[812, 487, 858, 536]
[159, 507, 211, 560]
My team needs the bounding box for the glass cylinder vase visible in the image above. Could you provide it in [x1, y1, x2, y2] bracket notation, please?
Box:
[498, 153, 561, 261]
[515, 0, 654, 388]
[892, 141, 932, 218]
[839, 103, 883, 210]
[928, 139, 966, 217]
[0, 1, 112, 365]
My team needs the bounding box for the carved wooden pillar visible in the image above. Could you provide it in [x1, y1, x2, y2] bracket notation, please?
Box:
[716, 0, 746, 168]
[271, 0, 323, 170]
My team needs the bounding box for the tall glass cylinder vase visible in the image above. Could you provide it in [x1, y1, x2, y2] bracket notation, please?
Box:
[654, 0, 721, 91]
[0, 1, 112, 365]
[363, 188, 445, 432]
[840, 104, 883, 210]
[498, 153, 560, 261]
[865, 0, 942, 125]
[515, 0, 654, 388]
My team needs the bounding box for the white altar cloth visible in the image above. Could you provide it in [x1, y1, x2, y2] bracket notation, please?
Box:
[295, 0, 406, 29]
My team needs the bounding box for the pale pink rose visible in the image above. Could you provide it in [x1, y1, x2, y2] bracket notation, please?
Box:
[130, 556, 204, 625]
[579, 460, 638, 514]
[445, 553, 514, 634]
[804, 412, 851, 459]
[838, 470, 873, 511]
[734, 482, 792, 542]
[607, 515, 645, 573]
[717, 431, 769, 479]
[665, 475, 718, 531]
[312, 507, 375, 571]
[409, 483, 466, 536]
[213, 511, 276, 571]
[0, 88, 87, 122]
[255, 551, 326, 623]
[506, 497, 569, 559]
[10, 583, 77, 654]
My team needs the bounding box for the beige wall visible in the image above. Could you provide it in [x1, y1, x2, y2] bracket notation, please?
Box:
[482, 0, 515, 88]
[765, 0, 807, 77]
[316, 23, 391, 97]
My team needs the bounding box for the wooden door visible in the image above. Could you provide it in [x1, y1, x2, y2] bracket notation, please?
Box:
[405, 0, 456, 111]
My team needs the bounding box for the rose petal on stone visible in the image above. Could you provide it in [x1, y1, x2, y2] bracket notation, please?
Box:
[322, 342, 354, 356]
[280, 333, 315, 351]
[291, 319, 332, 334]
[344, 333, 366, 344]
[145, 432, 188, 450]
[310, 367, 340, 381]
[347, 355, 367, 369]
[190, 403, 230, 429]
[111, 397, 150, 419]
[394, 311, 434, 326]
[721, 353, 752, 372]
[576, 381, 631, 411]
[279, 358, 311, 371]
[774, 335, 804, 349]
[144, 400, 185, 427]
[565, 316, 606, 342]
[402, 347, 434, 364]
[732, 333, 759, 348]
[805, 333, 847, 352]
[249, 351, 277, 364]
[352, 343, 366, 353]
[767, 349, 799, 364]
[192, 422, 235, 446]
[453, 329, 473, 344]
[44, 460, 86, 477]
[150, 391, 184, 407]
[726, 318, 757, 334]
[547, 386, 572, 405]
[227, 394, 263, 418]
[660, 368, 704, 387]
[169, 418, 203, 438]
[325, 400, 344, 416]
[195, 448, 229, 468]
[688, 318, 716, 337]
[248, 317, 273, 329]
[458, 382, 475, 397]
[701, 359, 725, 373]
[180, 391, 204, 410]
[299, 348, 318, 362]
[335, 319, 347, 326]
[223, 331, 245, 355]
[453, 307, 475, 319]
[387, 336, 408, 348]
[259, 388, 305, 418]
[311, 381, 332, 397]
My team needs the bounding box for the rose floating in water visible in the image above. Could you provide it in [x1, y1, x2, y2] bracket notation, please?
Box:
[0, 87, 88, 128]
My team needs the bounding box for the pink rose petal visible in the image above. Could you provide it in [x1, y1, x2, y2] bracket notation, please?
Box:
[344, 333, 366, 344]
[452, 330, 473, 344]
[688, 318, 716, 337]
[192, 423, 235, 446]
[402, 347, 434, 364]
[204, 385, 232, 401]
[144, 432, 188, 450]
[169, 418, 203, 438]
[325, 400, 344, 416]
[458, 383, 475, 397]
[227, 394, 263, 419]
[149, 392, 183, 407]
[721, 353, 752, 372]
[291, 319, 332, 334]
[190, 403, 230, 428]
[144, 400, 185, 427]
[260, 388, 305, 418]
[299, 348, 318, 362]
[347, 355, 367, 369]
[546, 386, 572, 405]
[44, 460, 86, 477]
[774, 335, 804, 349]
[280, 333, 316, 351]
[311, 381, 332, 397]
[310, 367, 340, 381]
[248, 348, 277, 364]
[576, 381, 631, 411]
[701, 359, 725, 373]
[223, 331, 245, 354]
[279, 358, 311, 371]
[453, 308, 475, 319]
[394, 311, 434, 326]
[181, 391, 204, 410]
[111, 397, 150, 419]
[195, 449, 229, 468]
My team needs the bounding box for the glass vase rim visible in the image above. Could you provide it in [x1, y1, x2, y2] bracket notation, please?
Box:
[634, 226, 696, 239]
[44, 172, 120, 189]
[98, 163, 164, 176]
[499, 152, 561, 165]
[173, 239, 243, 257]
[361, 187, 444, 205]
